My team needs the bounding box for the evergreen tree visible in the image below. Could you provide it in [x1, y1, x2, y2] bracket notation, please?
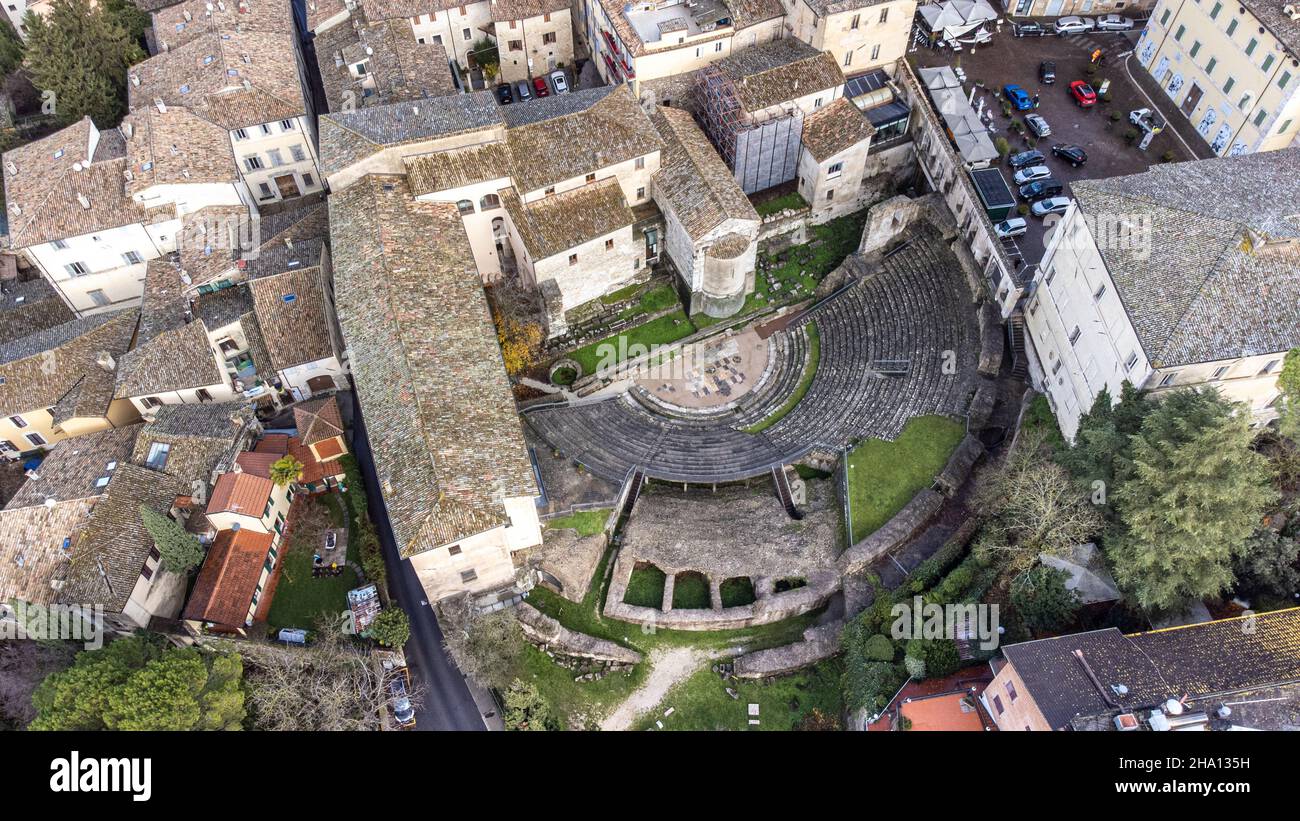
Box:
[1108, 389, 1277, 613]
[0, 19, 23, 78]
[22, 0, 143, 128]
[140, 505, 205, 574]
[502, 679, 556, 731]
[1233, 529, 1300, 602]
[367, 606, 410, 647]
[1060, 382, 1152, 496]
[1277, 348, 1300, 442]
[1010, 565, 1081, 635]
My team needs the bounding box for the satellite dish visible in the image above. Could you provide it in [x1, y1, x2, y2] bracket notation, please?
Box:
[1165, 698, 1184, 715]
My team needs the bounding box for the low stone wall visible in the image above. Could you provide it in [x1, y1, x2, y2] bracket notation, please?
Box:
[967, 378, 998, 432]
[732, 622, 841, 678]
[935, 435, 986, 497]
[837, 488, 944, 575]
[757, 207, 811, 247]
[515, 602, 643, 665]
[977, 301, 1004, 377]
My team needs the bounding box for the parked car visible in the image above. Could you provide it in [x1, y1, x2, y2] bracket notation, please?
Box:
[1095, 13, 1134, 30]
[389, 673, 416, 728]
[1003, 84, 1033, 111]
[1039, 60, 1056, 84]
[495, 82, 513, 105]
[1129, 107, 1165, 132]
[1025, 113, 1052, 137]
[1031, 196, 1073, 217]
[1019, 178, 1064, 200]
[1013, 20, 1046, 37]
[1054, 15, 1095, 34]
[1007, 149, 1046, 169]
[516, 80, 532, 101]
[533, 76, 550, 97]
[1013, 164, 1052, 186]
[550, 69, 569, 94]
[1051, 144, 1088, 166]
[994, 217, 1028, 238]
[1069, 80, 1098, 107]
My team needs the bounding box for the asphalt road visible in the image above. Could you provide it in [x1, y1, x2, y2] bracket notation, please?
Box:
[348, 397, 486, 731]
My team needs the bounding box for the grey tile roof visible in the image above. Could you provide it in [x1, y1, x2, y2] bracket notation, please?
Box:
[500, 179, 633, 261]
[489, 0, 569, 21]
[315, 12, 458, 113]
[504, 84, 662, 193]
[800, 96, 875, 162]
[151, 0, 294, 52]
[306, 0, 351, 29]
[247, 265, 337, 370]
[650, 105, 757, 240]
[803, 0, 891, 15]
[1240, 0, 1300, 56]
[405, 140, 513, 195]
[0, 279, 75, 345]
[0, 309, 139, 420]
[57, 463, 190, 612]
[0, 498, 95, 606]
[244, 236, 328, 279]
[1072, 149, 1300, 366]
[712, 38, 845, 112]
[319, 91, 502, 174]
[725, 0, 784, 28]
[121, 105, 240, 193]
[6, 425, 143, 509]
[328, 174, 537, 557]
[359, 0, 460, 20]
[131, 402, 255, 486]
[1001, 608, 1300, 729]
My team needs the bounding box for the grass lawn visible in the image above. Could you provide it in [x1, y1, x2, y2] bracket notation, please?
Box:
[568, 311, 701, 375]
[753, 190, 810, 218]
[845, 415, 966, 544]
[671, 572, 711, 609]
[623, 563, 666, 608]
[719, 577, 756, 608]
[514, 643, 646, 731]
[544, 508, 611, 537]
[600, 282, 644, 305]
[617, 284, 679, 320]
[632, 658, 844, 731]
[744, 323, 820, 433]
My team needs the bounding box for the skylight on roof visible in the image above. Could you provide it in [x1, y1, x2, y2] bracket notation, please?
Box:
[282, 293, 297, 303]
[203, 55, 215, 65]
[180, 84, 191, 94]
[53, 149, 64, 159]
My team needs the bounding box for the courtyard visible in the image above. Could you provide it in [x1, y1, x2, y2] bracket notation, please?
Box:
[911, 24, 1196, 265]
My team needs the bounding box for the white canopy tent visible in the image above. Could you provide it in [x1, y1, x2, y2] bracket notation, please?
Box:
[916, 65, 1000, 166]
[917, 0, 999, 42]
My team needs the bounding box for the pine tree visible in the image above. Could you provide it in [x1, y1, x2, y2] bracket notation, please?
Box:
[1011, 565, 1081, 635]
[21, 0, 143, 128]
[1108, 389, 1277, 613]
[140, 505, 205, 574]
[0, 19, 23, 78]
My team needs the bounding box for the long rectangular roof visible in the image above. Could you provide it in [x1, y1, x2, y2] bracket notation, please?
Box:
[329, 174, 537, 557]
[651, 105, 757, 240]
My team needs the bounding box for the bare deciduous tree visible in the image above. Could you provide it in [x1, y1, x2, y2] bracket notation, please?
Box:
[439, 597, 524, 691]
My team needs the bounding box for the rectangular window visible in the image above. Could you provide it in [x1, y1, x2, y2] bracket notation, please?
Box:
[1093, 283, 1106, 301]
[1205, 56, 1217, 75]
[1280, 71, 1293, 90]
[1209, 1, 1221, 18]
[448, 545, 462, 556]
[460, 569, 478, 583]
[1260, 359, 1280, 375]
[8, 415, 26, 428]
[303, 173, 315, 188]
[463, 28, 471, 40]
[844, 51, 852, 67]
[1159, 372, 1177, 387]
[879, 7, 888, 23]
[1006, 682, 1018, 701]
[122, 251, 143, 265]
[605, 238, 614, 251]
[141, 396, 164, 409]
[1159, 8, 1170, 25]
[87, 289, 109, 307]
[1244, 37, 1257, 56]
[568, 253, 578, 265]
[870, 43, 881, 61]
[715, 41, 723, 52]
[1262, 54, 1274, 73]
[993, 695, 1004, 715]
[635, 156, 645, 170]
[1174, 24, 1185, 41]
[25, 432, 47, 447]
[290, 144, 306, 162]
[146, 442, 171, 470]
[1211, 366, 1229, 380]
[280, 119, 295, 131]
[268, 149, 285, 167]
[1253, 108, 1269, 127]
[1224, 76, 1235, 94]
[509, 40, 522, 51]
[543, 32, 556, 44]
[585, 173, 596, 183]
[64, 261, 89, 277]
[245, 155, 264, 171]
[260, 124, 273, 136]
[1226, 18, 1238, 36]
[52, 239, 68, 250]
[1189, 40, 1201, 58]
[827, 161, 843, 178]
[233, 128, 249, 140]
[850, 13, 859, 28]
[1279, 119, 1295, 134]
[258, 182, 273, 198]
[636, 186, 645, 199]
[826, 189, 834, 201]
[1124, 351, 1138, 372]
[1069, 326, 1081, 345]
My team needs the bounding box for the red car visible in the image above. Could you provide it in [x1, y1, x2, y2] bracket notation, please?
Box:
[1069, 80, 1097, 107]
[532, 76, 550, 97]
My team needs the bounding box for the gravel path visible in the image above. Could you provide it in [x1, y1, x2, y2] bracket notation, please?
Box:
[600, 647, 708, 731]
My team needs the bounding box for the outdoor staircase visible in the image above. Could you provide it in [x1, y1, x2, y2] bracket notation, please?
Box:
[621, 470, 646, 519]
[1008, 314, 1029, 380]
[771, 465, 804, 520]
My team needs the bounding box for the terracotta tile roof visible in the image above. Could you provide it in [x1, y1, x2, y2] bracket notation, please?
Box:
[207, 469, 273, 516]
[650, 105, 757, 240]
[151, 0, 295, 52]
[57, 463, 189, 612]
[2, 118, 157, 249]
[247, 265, 337, 370]
[726, 0, 783, 28]
[121, 105, 240, 193]
[183, 527, 274, 627]
[404, 140, 513, 195]
[128, 29, 308, 131]
[713, 39, 845, 112]
[500, 179, 633, 261]
[234, 450, 279, 478]
[504, 85, 662, 194]
[800, 97, 875, 162]
[329, 174, 537, 557]
[293, 395, 344, 445]
[0, 279, 75, 344]
[290, 434, 344, 484]
[316, 13, 458, 112]
[0, 309, 139, 421]
[1071, 148, 1300, 366]
[312, 437, 345, 459]
[489, 0, 568, 21]
[253, 432, 290, 453]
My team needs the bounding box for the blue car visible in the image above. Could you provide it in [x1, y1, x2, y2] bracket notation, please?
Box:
[1003, 84, 1033, 111]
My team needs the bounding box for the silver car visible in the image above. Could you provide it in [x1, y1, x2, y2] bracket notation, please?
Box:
[1013, 164, 1052, 185]
[550, 69, 569, 94]
[1025, 113, 1052, 138]
[1054, 15, 1096, 34]
[1095, 13, 1134, 31]
[1031, 196, 1073, 217]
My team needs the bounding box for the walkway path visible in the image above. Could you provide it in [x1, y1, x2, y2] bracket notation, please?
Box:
[600, 647, 710, 731]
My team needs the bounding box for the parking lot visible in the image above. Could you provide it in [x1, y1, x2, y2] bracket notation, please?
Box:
[493, 66, 577, 105]
[911, 21, 1195, 265]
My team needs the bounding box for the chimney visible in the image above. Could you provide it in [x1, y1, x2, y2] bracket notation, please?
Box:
[122, 122, 134, 139]
[130, 74, 140, 87]
[76, 192, 90, 209]
[95, 351, 116, 372]
[155, 98, 167, 113]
